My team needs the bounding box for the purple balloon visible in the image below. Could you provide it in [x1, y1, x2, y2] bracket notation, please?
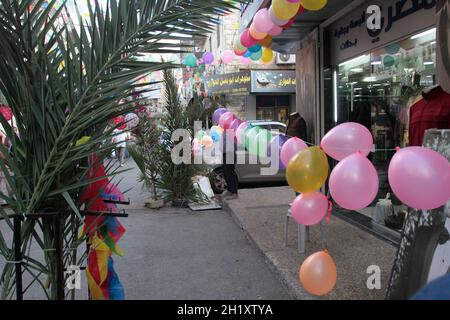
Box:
[212, 108, 227, 124]
[329, 152, 379, 211]
[203, 52, 214, 65]
[268, 135, 289, 170]
[229, 118, 242, 131]
[388, 147, 450, 210]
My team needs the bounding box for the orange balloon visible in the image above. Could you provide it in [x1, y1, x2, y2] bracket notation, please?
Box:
[258, 35, 273, 48]
[201, 135, 214, 148]
[299, 250, 337, 296]
[249, 23, 267, 40]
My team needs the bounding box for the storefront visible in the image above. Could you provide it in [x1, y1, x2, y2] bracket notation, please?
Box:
[321, 0, 439, 240]
[206, 70, 296, 123]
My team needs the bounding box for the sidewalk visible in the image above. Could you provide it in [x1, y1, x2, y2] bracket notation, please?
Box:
[223, 186, 397, 300]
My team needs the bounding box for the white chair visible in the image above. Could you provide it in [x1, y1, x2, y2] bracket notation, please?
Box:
[284, 208, 310, 253]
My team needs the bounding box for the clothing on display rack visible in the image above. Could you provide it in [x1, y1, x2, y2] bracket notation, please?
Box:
[408, 85, 450, 146]
[286, 112, 307, 141]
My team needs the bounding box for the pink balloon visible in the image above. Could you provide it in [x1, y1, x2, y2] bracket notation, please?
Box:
[267, 24, 283, 36]
[329, 152, 379, 210]
[229, 118, 242, 132]
[388, 147, 450, 210]
[269, 6, 289, 26]
[219, 112, 236, 130]
[220, 50, 235, 64]
[253, 8, 275, 33]
[321, 122, 373, 161]
[240, 29, 257, 48]
[236, 121, 249, 145]
[292, 192, 329, 226]
[280, 137, 308, 166]
[239, 56, 252, 64]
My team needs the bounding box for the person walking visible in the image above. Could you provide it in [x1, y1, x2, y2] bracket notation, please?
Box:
[221, 129, 238, 200]
[113, 128, 127, 167]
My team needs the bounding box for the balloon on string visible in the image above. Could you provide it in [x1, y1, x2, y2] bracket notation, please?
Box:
[269, 6, 289, 26]
[196, 129, 207, 141]
[244, 50, 253, 58]
[267, 24, 283, 36]
[201, 135, 214, 149]
[250, 50, 262, 61]
[268, 134, 289, 170]
[184, 53, 197, 67]
[261, 48, 274, 63]
[202, 52, 214, 64]
[329, 152, 379, 210]
[320, 122, 373, 161]
[300, 250, 337, 296]
[245, 126, 261, 151]
[239, 56, 252, 64]
[235, 38, 248, 52]
[292, 192, 329, 226]
[125, 113, 139, 129]
[388, 147, 450, 210]
[220, 50, 235, 64]
[249, 23, 267, 40]
[286, 146, 329, 193]
[253, 8, 275, 33]
[240, 28, 257, 48]
[236, 122, 249, 145]
[218, 112, 236, 130]
[212, 108, 227, 124]
[0, 105, 13, 121]
[258, 35, 273, 48]
[248, 44, 262, 52]
[280, 137, 308, 167]
[229, 118, 242, 132]
[301, 0, 328, 11]
[272, 0, 301, 20]
[253, 129, 272, 158]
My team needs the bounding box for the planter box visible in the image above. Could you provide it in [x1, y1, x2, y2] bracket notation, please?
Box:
[145, 198, 164, 209]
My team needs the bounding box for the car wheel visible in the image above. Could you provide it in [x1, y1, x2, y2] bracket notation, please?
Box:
[210, 167, 227, 194]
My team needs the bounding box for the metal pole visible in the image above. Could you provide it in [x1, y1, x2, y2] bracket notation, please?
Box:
[54, 214, 64, 300]
[13, 216, 23, 300]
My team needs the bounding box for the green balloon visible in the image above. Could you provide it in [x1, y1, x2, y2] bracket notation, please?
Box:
[196, 129, 206, 140]
[184, 53, 197, 67]
[235, 38, 247, 52]
[245, 126, 261, 152]
[250, 50, 262, 61]
[254, 130, 272, 158]
[383, 55, 395, 67]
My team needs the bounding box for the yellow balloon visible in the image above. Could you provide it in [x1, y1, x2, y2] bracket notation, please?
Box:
[301, 0, 328, 11]
[272, 0, 300, 20]
[249, 23, 267, 40]
[261, 48, 274, 63]
[286, 146, 329, 193]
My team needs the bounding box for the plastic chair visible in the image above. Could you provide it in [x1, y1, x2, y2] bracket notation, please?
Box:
[284, 208, 310, 253]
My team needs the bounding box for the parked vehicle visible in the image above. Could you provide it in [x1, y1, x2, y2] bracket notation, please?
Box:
[209, 120, 287, 194]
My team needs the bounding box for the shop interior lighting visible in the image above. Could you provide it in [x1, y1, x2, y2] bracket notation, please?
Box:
[371, 61, 382, 65]
[423, 60, 434, 65]
[333, 70, 338, 123]
[410, 28, 436, 40]
[339, 55, 370, 67]
[350, 68, 363, 72]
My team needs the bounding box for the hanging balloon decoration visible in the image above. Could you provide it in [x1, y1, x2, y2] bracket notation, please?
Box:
[183, 53, 197, 67]
[202, 52, 214, 64]
[267, 24, 283, 36]
[252, 8, 275, 33]
[329, 152, 379, 211]
[272, 0, 301, 20]
[212, 108, 227, 124]
[291, 192, 329, 226]
[299, 250, 337, 296]
[248, 44, 262, 53]
[240, 28, 257, 48]
[249, 23, 267, 40]
[269, 6, 289, 26]
[258, 35, 273, 48]
[280, 137, 308, 167]
[218, 111, 236, 130]
[250, 50, 262, 61]
[388, 147, 450, 210]
[220, 50, 236, 64]
[261, 48, 274, 63]
[239, 56, 252, 64]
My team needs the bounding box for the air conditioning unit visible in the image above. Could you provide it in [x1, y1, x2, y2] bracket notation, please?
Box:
[276, 53, 296, 65]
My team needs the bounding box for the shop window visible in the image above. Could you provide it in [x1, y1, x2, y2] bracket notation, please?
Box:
[336, 28, 436, 230]
[256, 95, 291, 123]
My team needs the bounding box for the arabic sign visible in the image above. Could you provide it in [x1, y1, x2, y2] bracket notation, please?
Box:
[251, 71, 296, 93]
[206, 71, 252, 95]
[330, 0, 437, 65]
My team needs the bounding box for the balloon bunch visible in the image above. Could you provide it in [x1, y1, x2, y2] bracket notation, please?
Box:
[183, 52, 215, 68]
[231, 0, 328, 65]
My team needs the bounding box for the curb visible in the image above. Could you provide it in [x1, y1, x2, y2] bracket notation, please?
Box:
[221, 199, 312, 300]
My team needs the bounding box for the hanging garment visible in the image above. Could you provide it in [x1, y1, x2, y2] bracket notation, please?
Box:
[286, 112, 307, 141]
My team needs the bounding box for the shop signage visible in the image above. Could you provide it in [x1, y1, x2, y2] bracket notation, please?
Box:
[206, 71, 252, 95]
[250, 70, 296, 93]
[330, 0, 437, 65]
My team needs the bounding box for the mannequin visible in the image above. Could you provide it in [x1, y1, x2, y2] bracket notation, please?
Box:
[408, 85, 450, 146]
[286, 111, 307, 141]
